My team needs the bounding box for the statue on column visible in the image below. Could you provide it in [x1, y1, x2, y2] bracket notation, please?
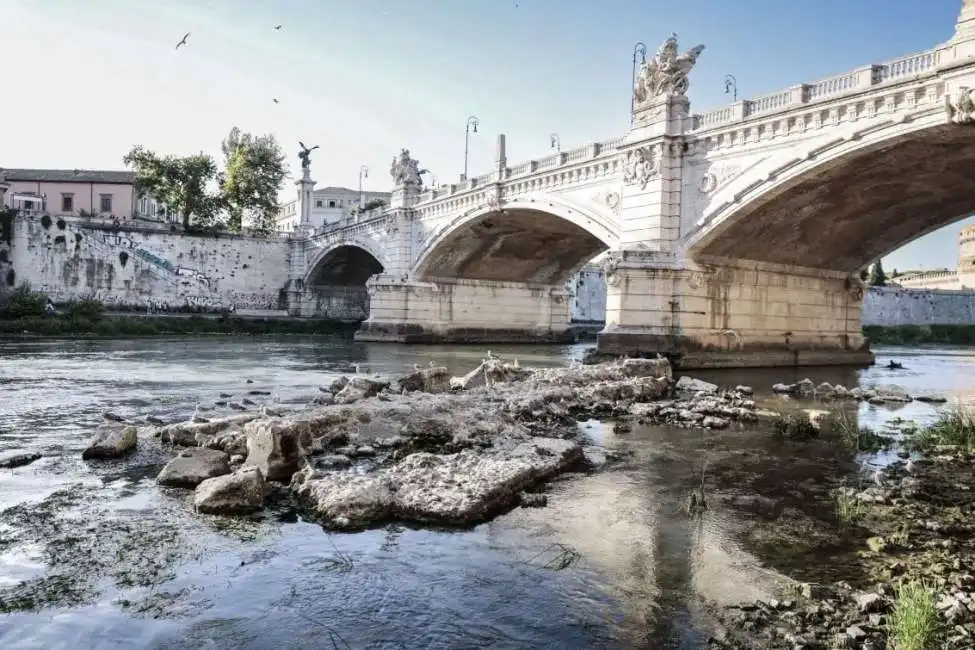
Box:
[633, 33, 706, 104]
[298, 141, 319, 172]
[389, 149, 425, 187]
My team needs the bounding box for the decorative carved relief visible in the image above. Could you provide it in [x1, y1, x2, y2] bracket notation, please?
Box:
[947, 86, 975, 124]
[622, 146, 658, 190]
[845, 274, 866, 302]
[686, 271, 705, 290]
[697, 164, 742, 194]
[633, 34, 706, 104]
[601, 253, 623, 287]
[590, 191, 621, 214]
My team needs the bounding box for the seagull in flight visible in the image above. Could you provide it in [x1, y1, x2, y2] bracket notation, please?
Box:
[272, 98, 279, 104]
[274, 24, 283, 30]
[175, 32, 190, 50]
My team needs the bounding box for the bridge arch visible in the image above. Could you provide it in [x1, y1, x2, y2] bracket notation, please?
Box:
[411, 194, 619, 284]
[684, 110, 975, 272]
[304, 241, 386, 287]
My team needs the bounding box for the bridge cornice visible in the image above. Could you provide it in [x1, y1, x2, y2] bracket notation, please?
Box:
[409, 192, 620, 278]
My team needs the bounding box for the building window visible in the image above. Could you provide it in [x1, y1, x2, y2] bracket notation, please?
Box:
[315, 200, 323, 208]
[328, 200, 336, 208]
[61, 194, 74, 212]
[99, 194, 113, 213]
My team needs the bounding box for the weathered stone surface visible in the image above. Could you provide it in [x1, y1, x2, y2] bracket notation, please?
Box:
[81, 425, 137, 460]
[157, 414, 258, 447]
[193, 467, 267, 515]
[398, 366, 452, 394]
[333, 377, 389, 404]
[157, 447, 231, 488]
[243, 418, 313, 481]
[292, 437, 582, 528]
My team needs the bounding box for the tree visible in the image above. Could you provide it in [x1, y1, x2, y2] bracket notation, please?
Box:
[219, 127, 287, 234]
[869, 259, 888, 287]
[123, 146, 219, 230]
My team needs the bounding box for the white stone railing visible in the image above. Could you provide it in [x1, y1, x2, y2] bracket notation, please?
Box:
[692, 46, 943, 131]
[897, 269, 957, 284]
[418, 135, 625, 206]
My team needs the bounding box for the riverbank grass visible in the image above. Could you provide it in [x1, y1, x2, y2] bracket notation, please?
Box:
[909, 407, 975, 452]
[888, 581, 941, 650]
[833, 488, 864, 527]
[822, 410, 889, 453]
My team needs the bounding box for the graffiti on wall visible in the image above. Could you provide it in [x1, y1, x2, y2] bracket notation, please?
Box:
[98, 232, 212, 288]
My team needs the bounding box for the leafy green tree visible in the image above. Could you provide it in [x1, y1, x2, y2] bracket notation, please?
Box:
[869, 259, 888, 287]
[123, 146, 220, 229]
[219, 127, 287, 234]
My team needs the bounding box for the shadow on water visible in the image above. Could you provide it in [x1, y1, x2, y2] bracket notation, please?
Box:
[0, 338, 969, 648]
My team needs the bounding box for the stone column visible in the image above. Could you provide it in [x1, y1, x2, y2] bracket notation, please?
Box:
[295, 169, 316, 234]
[0, 170, 8, 208]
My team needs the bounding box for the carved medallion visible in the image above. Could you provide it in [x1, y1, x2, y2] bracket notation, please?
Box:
[686, 271, 705, 290]
[600, 253, 623, 287]
[698, 173, 717, 194]
[622, 146, 658, 190]
[605, 191, 620, 210]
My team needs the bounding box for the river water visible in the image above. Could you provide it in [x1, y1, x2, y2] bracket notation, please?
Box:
[0, 337, 970, 649]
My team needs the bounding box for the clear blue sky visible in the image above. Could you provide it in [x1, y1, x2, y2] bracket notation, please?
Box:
[0, 0, 967, 270]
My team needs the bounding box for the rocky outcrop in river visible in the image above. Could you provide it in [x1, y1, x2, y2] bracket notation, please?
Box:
[121, 357, 767, 528]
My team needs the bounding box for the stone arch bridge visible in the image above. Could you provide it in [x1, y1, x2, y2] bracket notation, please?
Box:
[288, 1, 975, 368]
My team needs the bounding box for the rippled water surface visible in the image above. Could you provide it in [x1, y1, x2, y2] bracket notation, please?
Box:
[0, 337, 968, 649]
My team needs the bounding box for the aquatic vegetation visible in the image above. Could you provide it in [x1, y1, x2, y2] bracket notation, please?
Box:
[909, 407, 975, 452]
[822, 410, 889, 452]
[887, 581, 941, 650]
[771, 412, 819, 440]
[833, 488, 863, 527]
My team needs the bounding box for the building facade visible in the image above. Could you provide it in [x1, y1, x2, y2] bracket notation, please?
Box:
[0, 168, 171, 222]
[276, 186, 391, 232]
[895, 225, 975, 290]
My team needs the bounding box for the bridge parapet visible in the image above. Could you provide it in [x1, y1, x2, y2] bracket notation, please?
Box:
[692, 47, 943, 135]
[414, 135, 625, 218]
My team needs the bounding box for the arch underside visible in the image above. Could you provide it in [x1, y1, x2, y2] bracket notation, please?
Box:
[418, 208, 608, 284]
[308, 245, 384, 286]
[694, 124, 975, 273]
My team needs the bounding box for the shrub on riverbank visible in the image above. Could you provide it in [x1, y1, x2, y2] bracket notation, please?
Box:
[0, 283, 48, 319]
[863, 323, 975, 345]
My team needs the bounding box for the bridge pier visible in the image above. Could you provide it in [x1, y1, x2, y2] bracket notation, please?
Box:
[354, 275, 575, 343]
[596, 255, 874, 369]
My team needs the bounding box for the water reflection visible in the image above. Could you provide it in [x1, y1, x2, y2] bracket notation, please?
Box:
[0, 337, 970, 648]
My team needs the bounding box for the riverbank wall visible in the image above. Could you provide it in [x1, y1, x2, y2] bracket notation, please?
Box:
[862, 286, 975, 326]
[1, 212, 291, 313]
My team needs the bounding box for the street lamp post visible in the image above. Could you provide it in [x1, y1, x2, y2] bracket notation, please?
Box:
[630, 41, 647, 121]
[549, 133, 561, 153]
[464, 115, 479, 181]
[724, 74, 738, 102]
[358, 165, 368, 209]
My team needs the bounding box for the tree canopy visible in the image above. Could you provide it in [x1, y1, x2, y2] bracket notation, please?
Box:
[869, 259, 888, 287]
[123, 127, 288, 235]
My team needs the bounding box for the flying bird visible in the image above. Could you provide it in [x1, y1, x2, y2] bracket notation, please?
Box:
[274, 24, 282, 30]
[175, 32, 190, 50]
[273, 98, 280, 104]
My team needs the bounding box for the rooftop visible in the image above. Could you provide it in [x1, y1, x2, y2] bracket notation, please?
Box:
[0, 168, 136, 184]
[312, 186, 391, 196]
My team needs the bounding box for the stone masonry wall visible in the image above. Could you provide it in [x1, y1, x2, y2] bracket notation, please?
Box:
[862, 286, 975, 326]
[6, 214, 290, 312]
[568, 266, 607, 323]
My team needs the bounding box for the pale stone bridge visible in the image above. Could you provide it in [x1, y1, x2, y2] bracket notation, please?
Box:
[288, 1, 975, 368]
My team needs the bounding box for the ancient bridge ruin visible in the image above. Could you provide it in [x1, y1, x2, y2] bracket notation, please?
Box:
[289, 1, 975, 368]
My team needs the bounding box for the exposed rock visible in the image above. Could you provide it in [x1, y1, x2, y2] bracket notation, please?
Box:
[243, 418, 313, 481]
[156, 414, 258, 447]
[519, 492, 548, 508]
[292, 437, 582, 529]
[81, 425, 138, 460]
[157, 447, 231, 488]
[193, 466, 267, 515]
[675, 376, 718, 394]
[333, 377, 389, 404]
[0, 452, 42, 469]
[398, 366, 452, 394]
